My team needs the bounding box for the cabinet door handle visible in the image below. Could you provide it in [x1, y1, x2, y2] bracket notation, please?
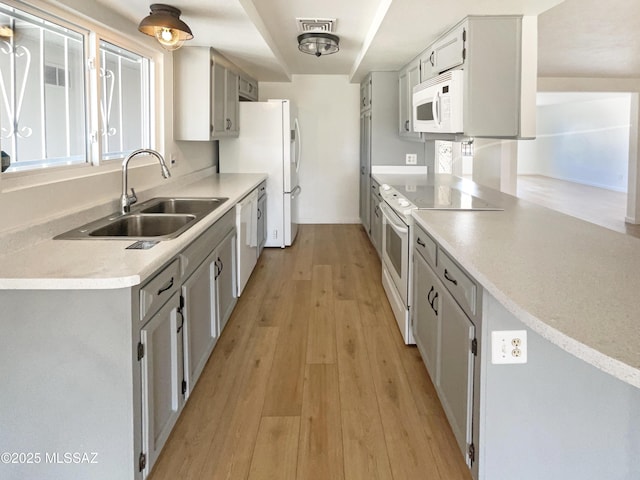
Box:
[177, 310, 184, 333]
[214, 258, 223, 280]
[444, 269, 458, 286]
[431, 292, 439, 315]
[157, 277, 174, 295]
[257, 208, 262, 220]
[405, 120, 410, 131]
[417, 237, 426, 248]
[429, 51, 435, 66]
[361, 166, 365, 175]
[427, 285, 434, 305]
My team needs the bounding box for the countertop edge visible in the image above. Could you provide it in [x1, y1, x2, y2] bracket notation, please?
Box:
[0, 173, 268, 290]
[411, 212, 640, 390]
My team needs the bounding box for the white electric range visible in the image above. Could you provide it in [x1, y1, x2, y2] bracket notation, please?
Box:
[377, 174, 501, 345]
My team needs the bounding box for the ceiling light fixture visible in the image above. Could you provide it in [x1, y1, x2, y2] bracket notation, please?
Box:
[297, 32, 340, 57]
[138, 4, 193, 52]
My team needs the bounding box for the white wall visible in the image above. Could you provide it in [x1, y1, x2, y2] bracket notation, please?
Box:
[0, 0, 216, 234]
[259, 75, 360, 224]
[518, 94, 631, 192]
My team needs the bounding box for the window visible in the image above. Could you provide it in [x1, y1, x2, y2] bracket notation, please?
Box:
[0, 3, 86, 172]
[0, 2, 153, 174]
[436, 141, 453, 174]
[99, 41, 150, 160]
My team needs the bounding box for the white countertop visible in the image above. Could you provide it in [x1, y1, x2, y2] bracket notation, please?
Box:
[392, 174, 640, 389]
[0, 172, 267, 290]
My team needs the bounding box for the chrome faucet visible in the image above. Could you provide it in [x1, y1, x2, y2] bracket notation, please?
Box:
[121, 148, 171, 214]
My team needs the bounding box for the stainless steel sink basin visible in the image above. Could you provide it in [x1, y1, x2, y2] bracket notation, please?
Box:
[138, 197, 228, 215]
[88, 214, 195, 238]
[55, 196, 229, 241]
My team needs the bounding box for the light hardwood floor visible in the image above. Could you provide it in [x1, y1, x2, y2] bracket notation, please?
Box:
[517, 175, 640, 239]
[149, 224, 471, 480]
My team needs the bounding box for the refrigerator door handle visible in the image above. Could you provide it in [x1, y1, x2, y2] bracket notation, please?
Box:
[291, 185, 302, 198]
[294, 118, 301, 173]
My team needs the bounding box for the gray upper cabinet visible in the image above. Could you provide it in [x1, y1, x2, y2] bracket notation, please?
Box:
[360, 77, 372, 112]
[405, 15, 537, 140]
[238, 74, 259, 101]
[420, 22, 467, 80]
[398, 57, 422, 140]
[174, 46, 240, 141]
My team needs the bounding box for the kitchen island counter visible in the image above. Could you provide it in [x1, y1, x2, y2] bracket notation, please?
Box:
[412, 184, 640, 389]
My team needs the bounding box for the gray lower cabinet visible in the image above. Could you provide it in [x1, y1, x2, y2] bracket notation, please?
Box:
[369, 181, 382, 256]
[257, 186, 267, 255]
[438, 284, 475, 461]
[412, 222, 479, 474]
[359, 110, 371, 231]
[140, 292, 184, 473]
[0, 209, 240, 480]
[139, 209, 237, 477]
[413, 251, 441, 381]
[182, 249, 219, 396]
[214, 229, 237, 333]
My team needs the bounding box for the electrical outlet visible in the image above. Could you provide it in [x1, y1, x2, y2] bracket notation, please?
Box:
[491, 330, 527, 364]
[405, 153, 417, 165]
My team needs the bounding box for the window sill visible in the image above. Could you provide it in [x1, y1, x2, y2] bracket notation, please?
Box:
[0, 156, 162, 194]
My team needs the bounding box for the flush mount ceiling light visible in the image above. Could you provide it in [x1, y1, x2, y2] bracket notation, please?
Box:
[297, 32, 340, 57]
[138, 4, 193, 52]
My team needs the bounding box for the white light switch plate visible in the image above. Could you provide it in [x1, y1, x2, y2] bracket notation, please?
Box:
[405, 153, 417, 165]
[491, 330, 527, 364]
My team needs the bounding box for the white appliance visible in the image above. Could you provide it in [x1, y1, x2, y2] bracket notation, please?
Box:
[413, 69, 464, 133]
[220, 100, 302, 248]
[379, 198, 413, 345]
[236, 188, 258, 295]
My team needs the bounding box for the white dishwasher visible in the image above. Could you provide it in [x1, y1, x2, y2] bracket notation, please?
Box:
[236, 188, 258, 295]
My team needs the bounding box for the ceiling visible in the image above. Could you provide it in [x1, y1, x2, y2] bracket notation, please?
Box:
[92, 0, 640, 83]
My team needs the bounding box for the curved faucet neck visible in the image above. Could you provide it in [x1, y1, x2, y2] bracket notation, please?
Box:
[121, 149, 171, 214]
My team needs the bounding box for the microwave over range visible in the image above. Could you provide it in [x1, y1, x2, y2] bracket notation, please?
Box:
[412, 69, 463, 134]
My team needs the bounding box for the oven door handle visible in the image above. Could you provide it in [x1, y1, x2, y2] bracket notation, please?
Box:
[380, 202, 409, 235]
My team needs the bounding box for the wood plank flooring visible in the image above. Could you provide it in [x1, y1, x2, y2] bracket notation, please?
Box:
[148, 224, 471, 480]
[517, 174, 640, 238]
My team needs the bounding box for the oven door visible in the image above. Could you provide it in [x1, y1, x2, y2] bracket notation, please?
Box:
[380, 201, 409, 306]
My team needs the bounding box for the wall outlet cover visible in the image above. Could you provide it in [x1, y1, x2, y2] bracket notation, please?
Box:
[491, 330, 527, 364]
[406, 153, 417, 165]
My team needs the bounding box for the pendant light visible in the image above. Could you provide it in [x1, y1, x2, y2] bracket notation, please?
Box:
[138, 4, 193, 52]
[297, 32, 340, 57]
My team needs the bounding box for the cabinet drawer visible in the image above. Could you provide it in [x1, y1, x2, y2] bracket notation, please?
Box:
[438, 250, 476, 317]
[180, 209, 235, 279]
[140, 259, 180, 323]
[414, 224, 437, 268]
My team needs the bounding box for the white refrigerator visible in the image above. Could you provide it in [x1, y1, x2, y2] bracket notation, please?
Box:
[219, 99, 301, 248]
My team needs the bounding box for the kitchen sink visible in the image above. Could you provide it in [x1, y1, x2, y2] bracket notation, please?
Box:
[55, 196, 229, 241]
[137, 197, 228, 215]
[88, 214, 195, 238]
